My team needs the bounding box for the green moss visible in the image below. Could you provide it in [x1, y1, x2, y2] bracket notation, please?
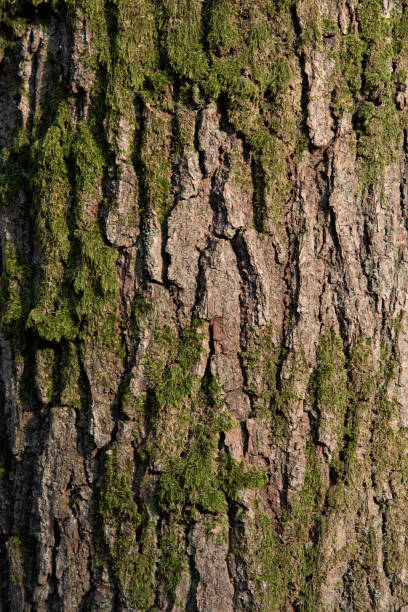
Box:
[104, 0, 158, 141]
[269, 441, 327, 609]
[358, 103, 402, 192]
[242, 325, 280, 415]
[161, 0, 208, 81]
[99, 444, 158, 609]
[27, 116, 77, 342]
[143, 318, 267, 603]
[242, 510, 285, 611]
[238, 331, 408, 609]
[118, 377, 146, 420]
[0, 131, 31, 208]
[174, 95, 197, 154]
[243, 326, 309, 437]
[133, 288, 153, 320]
[157, 410, 226, 516]
[217, 453, 267, 501]
[238, 439, 326, 610]
[34, 348, 56, 404]
[230, 148, 253, 193]
[336, 35, 365, 112]
[69, 123, 120, 346]
[371, 348, 401, 479]
[200, 0, 302, 228]
[158, 523, 186, 601]
[100, 318, 249, 604]
[157, 412, 267, 518]
[334, 0, 408, 191]
[3, 4, 408, 608]
[126, 521, 157, 610]
[9, 523, 35, 588]
[145, 317, 204, 414]
[100, 446, 141, 529]
[311, 330, 349, 470]
[0, 2, 39, 58]
[156, 369, 265, 520]
[66, 0, 111, 68]
[348, 335, 376, 401]
[16, 110, 112, 346]
[207, 0, 241, 54]
[139, 107, 173, 223]
[71, 222, 118, 341]
[0, 243, 31, 338]
[142, 319, 206, 470]
[59, 342, 82, 409]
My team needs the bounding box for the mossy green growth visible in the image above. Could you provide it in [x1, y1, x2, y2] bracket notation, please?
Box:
[371, 347, 402, 479]
[59, 342, 82, 409]
[348, 335, 376, 401]
[158, 522, 187, 601]
[312, 330, 349, 418]
[157, 410, 227, 516]
[69, 122, 120, 346]
[0, 243, 31, 338]
[243, 325, 308, 435]
[99, 444, 157, 610]
[60, 0, 302, 233]
[0, 428, 11, 482]
[157, 422, 267, 527]
[357, 102, 403, 192]
[141, 317, 208, 474]
[156, 373, 266, 520]
[331, 334, 375, 483]
[99, 445, 141, 531]
[139, 107, 173, 224]
[143, 316, 268, 595]
[9, 523, 35, 588]
[161, 0, 208, 81]
[278, 441, 326, 609]
[145, 317, 204, 414]
[0, 1, 34, 57]
[243, 330, 408, 609]
[0, 131, 31, 208]
[240, 509, 286, 611]
[242, 324, 280, 416]
[238, 440, 326, 610]
[311, 330, 349, 472]
[27, 117, 77, 342]
[369, 343, 408, 602]
[217, 453, 267, 501]
[204, 0, 301, 228]
[2, 108, 122, 355]
[105, 0, 158, 141]
[335, 0, 408, 191]
[119, 376, 147, 420]
[145, 0, 303, 229]
[338, 34, 365, 105]
[66, 0, 110, 67]
[34, 348, 56, 404]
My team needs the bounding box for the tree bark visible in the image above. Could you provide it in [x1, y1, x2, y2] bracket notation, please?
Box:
[1, 0, 408, 610]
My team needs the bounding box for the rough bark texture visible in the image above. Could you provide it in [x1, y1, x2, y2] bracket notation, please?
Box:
[1, 1, 408, 610]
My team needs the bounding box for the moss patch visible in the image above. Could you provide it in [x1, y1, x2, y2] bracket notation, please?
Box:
[99, 444, 157, 610]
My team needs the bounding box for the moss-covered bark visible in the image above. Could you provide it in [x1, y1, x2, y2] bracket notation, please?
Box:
[1, 0, 408, 610]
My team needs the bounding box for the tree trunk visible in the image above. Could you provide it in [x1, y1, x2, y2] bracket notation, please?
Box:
[1, 0, 408, 610]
